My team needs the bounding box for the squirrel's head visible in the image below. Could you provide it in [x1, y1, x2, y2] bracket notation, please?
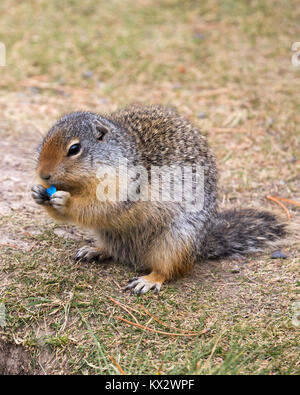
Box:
[36, 112, 124, 191]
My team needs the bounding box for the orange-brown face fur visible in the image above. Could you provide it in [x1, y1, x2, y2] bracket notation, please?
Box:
[37, 130, 94, 193]
[38, 132, 65, 187]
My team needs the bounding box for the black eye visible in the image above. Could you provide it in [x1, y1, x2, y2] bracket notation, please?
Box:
[67, 143, 81, 156]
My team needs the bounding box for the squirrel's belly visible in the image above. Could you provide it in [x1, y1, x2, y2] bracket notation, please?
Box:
[98, 229, 147, 268]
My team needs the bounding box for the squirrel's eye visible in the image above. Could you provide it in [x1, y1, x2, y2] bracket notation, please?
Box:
[67, 143, 81, 156]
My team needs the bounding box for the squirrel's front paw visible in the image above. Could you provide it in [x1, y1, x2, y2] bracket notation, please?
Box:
[31, 185, 50, 205]
[50, 191, 70, 214]
[74, 245, 111, 263]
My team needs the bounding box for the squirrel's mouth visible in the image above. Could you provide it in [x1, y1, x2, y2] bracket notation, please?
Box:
[37, 172, 85, 195]
[38, 177, 66, 191]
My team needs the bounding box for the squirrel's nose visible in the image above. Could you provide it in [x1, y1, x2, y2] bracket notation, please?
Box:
[40, 172, 51, 181]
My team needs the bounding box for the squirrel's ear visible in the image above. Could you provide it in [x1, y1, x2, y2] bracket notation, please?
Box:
[91, 119, 116, 141]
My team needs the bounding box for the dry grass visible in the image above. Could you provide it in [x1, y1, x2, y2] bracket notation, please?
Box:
[0, 0, 299, 374]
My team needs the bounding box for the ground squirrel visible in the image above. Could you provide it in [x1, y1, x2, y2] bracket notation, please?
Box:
[31, 105, 286, 294]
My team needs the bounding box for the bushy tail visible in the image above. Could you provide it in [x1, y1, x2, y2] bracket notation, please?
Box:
[203, 209, 287, 259]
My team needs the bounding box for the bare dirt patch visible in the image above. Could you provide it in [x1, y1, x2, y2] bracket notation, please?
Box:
[0, 340, 37, 375]
[0, 131, 38, 214]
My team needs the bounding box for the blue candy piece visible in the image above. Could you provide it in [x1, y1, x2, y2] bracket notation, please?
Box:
[46, 185, 56, 197]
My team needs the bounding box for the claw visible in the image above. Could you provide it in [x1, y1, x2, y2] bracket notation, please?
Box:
[126, 277, 139, 284]
[123, 278, 140, 292]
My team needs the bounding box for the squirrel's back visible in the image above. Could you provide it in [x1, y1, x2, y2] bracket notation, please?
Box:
[108, 105, 215, 167]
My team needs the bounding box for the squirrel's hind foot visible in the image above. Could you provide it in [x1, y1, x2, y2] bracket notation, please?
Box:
[123, 272, 165, 295]
[75, 245, 111, 263]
